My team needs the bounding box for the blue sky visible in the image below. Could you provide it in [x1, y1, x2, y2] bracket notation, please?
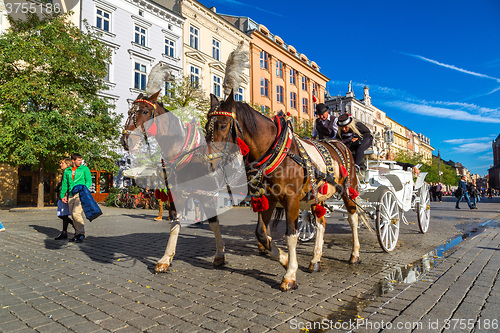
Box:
[204, 0, 500, 176]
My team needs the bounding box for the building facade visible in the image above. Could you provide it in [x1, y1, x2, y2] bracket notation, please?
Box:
[488, 133, 500, 189]
[220, 15, 328, 125]
[325, 84, 434, 163]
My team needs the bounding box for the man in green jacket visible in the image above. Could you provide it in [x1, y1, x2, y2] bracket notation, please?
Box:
[61, 153, 92, 242]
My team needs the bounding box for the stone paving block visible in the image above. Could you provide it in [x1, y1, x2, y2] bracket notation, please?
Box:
[172, 321, 202, 332]
[84, 310, 112, 324]
[23, 315, 54, 329]
[155, 314, 186, 328]
[70, 321, 104, 333]
[35, 321, 71, 333]
[126, 316, 157, 330]
[56, 314, 89, 328]
[98, 318, 128, 331]
[0, 319, 30, 332]
[111, 309, 141, 322]
[113, 325, 143, 333]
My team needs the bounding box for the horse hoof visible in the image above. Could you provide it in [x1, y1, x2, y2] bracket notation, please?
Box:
[257, 243, 268, 256]
[349, 255, 361, 265]
[154, 263, 170, 273]
[308, 262, 321, 272]
[213, 256, 227, 267]
[280, 279, 298, 291]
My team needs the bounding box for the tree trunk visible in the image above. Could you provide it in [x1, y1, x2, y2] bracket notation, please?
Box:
[37, 158, 45, 208]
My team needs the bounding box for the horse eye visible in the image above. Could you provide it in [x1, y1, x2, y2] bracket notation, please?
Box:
[219, 123, 227, 130]
[142, 110, 149, 115]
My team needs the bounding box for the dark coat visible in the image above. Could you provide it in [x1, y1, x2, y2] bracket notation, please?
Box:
[71, 185, 102, 221]
[314, 116, 337, 139]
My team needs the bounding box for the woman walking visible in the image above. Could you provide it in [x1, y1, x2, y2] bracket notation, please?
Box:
[54, 158, 75, 240]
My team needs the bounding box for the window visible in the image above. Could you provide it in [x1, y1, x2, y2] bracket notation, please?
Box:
[290, 92, 297, 109]
[164, 38, 175, 58]
[96, 8, 111, 32]
[260, 105, 270, 115]
[190, 25, 199, 49]
[190, 66, 200, 87]
[165, 75, 175, 97]
[312, 82, 318, 98]
[290, 69, 296, 85]
[260, 78, 269, 97]
[302, 98, 308, 114]
[302, 77, 308, 91]
[276, 60, 283, 78]
[213, 75, 222, 97]
[104, 62, 110, 82]
[134, 62, 147, 90]
[212, 39, 220, 61]
[134, 25, 146, 46]
[276, 85, 283, 103]
[235, 87, 244, 101]
[260, 51, 268, 70]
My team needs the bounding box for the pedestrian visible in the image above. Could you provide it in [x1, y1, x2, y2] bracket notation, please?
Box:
[61, 153, 92, 242]
[430, 183, 437, 201]
[436, 182, 443, 202]
[54, 158, 75, 240]
[312, 103, 338, 140]
[469, 179, 480, 208]
[336, 113, 373, 170]
[455, 175, 477, 210]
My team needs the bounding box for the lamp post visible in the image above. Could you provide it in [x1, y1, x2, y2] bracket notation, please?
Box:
[438, 150, 442, 183]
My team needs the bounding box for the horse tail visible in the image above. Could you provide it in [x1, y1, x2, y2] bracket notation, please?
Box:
[270, 207, 285, 231]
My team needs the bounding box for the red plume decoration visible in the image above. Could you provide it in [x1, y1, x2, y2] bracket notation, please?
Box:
[237, 138, 249, 156]
[146, 123, 157, 136]
[314, 205, 327, 218]
[339, 165, 348, 178]
[312, 95, 318, 103]
[319, 183, 328, 195]
[251, 196, 269, 212]
[349, 187, 359, 200]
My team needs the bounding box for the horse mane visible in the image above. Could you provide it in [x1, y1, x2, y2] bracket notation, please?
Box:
[234, 102, 263, 137]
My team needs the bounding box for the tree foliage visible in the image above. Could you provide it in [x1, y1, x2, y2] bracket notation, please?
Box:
[0, 12, 122, 205]
[395, 151, 459, 185]
[159, 76, 209, 129]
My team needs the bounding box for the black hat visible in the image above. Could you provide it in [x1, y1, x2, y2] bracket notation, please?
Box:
[337, 114, 353, 126]
[315, 103, 329, 115]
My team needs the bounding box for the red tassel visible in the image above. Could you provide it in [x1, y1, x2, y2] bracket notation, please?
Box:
[319, 183, 328, 195]
[251, 196, 269, 212]
[146, 123, 157, 136]
[315, 205, 327, 218]
[340, 165, 348, 178]
[349, 187, 359, 200]
[312, 95, 318, 103]
[155, 189, 161, 200]
[286, 112, 291, 116]
[237, 138, 249, 156]
[159, 190, 168, 202]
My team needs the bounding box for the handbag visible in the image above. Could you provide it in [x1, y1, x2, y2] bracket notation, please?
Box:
[57, 199, 70, 217]
[454, 188, 463, 198]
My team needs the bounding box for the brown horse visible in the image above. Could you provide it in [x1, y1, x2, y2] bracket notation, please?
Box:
[120, 91, 228, 272]
[207, 91, 362, 291]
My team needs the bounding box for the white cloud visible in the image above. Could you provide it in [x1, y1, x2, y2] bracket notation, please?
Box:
[213, 0, 285, 17]
[400, 52, 500, 83]
[443, 136, 496, 144]
[451, 142, 491, 153]
[386, 101, 500, 123]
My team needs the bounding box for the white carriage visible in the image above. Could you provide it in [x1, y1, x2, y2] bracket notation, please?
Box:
[298, 141, 431, 253]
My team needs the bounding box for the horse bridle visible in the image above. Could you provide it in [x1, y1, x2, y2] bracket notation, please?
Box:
[122, 99, 159, 139]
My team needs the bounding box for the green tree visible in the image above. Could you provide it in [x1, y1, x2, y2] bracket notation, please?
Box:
[0, 13, 122, 207]
[160, 75, 209, 129]
[395, 152, 459, 186]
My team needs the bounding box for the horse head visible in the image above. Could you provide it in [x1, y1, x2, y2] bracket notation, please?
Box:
[120, 90, 162, 151]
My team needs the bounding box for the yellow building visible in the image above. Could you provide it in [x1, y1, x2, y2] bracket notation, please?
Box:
[177, 2, 251, 102]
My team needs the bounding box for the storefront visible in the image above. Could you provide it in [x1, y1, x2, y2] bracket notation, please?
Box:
[90, 170, 113, 202]
[17, 166, 56, 206]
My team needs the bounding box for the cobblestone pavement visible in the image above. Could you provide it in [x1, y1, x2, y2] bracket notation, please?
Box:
[0, 196, 499, 332]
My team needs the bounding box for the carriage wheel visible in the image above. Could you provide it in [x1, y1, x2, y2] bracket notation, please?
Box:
[297, 210, 316, 242]
[376, 190, 400, 252]
[417, 184, 431, 233]
[114, 194, 122, 208]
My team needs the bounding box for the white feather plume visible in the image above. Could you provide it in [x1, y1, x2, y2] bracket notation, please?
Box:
[145, 62, 172, 96]
[223, 41, 250, 96]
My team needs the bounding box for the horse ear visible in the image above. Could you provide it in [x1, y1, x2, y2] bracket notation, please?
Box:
[149, 90, 161, 103]
[210, 94, 219, 108]
[226, 89, 235, 105]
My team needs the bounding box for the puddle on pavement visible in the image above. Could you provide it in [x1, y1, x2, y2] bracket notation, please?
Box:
[309, 219, 499, 332]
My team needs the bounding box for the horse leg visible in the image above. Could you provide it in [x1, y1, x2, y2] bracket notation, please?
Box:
[308, 205, 326, 272]
[347, 212, 361, 264]
[278, 199, 301, 291]
[208, 215, 226, 266]
[155, 218, 181, 273]
[255, 202, 288, 266]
